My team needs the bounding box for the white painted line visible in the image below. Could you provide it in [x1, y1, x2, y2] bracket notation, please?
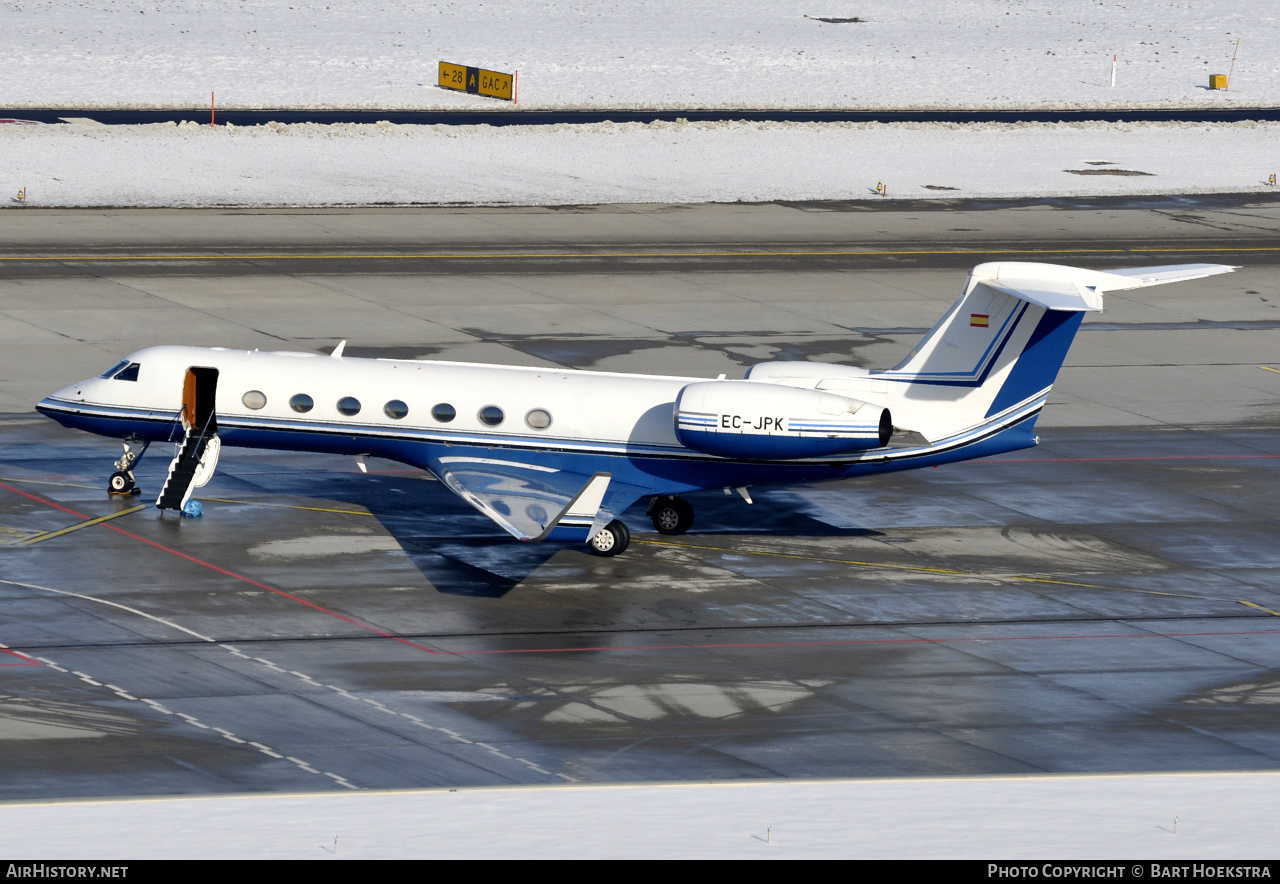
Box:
[17, 611, 365, 791]
[249, 742, 283, 759]
[476, 742, 512, 759]
[324, 771, 359, 789]
[0, 578, 214, 642]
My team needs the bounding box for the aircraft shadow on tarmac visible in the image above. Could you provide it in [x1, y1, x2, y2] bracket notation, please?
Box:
[297, 469, 871, 599]
[0, 427, 875, 600]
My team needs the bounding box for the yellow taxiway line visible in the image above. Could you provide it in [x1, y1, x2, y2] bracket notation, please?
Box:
[637, 538, 1280, 617]
[18, 504, 147, 546]
[0, 245, 1278, 262]
[197, 496, 374, 517]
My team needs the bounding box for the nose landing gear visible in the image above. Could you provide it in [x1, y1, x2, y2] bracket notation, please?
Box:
[108, 435, 149, 495]
[648, 495, 694, 536]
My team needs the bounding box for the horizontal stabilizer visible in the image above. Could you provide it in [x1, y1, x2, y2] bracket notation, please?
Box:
[972, 262, 1236, 313]
[982, 279, 1102, 313]
[1104, 264, 1239, 287]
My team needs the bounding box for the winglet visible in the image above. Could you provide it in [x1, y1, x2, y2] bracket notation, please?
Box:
[331, 340, 346, 358]
[534, 473, 612, 542]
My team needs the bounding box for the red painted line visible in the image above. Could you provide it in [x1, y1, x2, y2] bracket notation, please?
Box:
[7, 482, 1278, 661]
[0, 647, 41, 666]
[446, 627, 1280, 656]
[983, 454, 1280, 464]
[0, 481, 443, 656]
[0, 481, 91, 520]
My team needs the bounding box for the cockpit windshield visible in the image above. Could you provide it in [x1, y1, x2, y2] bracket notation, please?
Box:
[99, 361, 141, 382]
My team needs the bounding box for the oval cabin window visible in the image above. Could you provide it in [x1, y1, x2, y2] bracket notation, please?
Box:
[290, 393, 314, 414]
[478, 405, 504, 427]
[242, 390, 267, 410]
[337, 397, 362, 416]
[525, 408, 552, 430]
[432, 403, 456, 423]
[384, 399, 409, 420]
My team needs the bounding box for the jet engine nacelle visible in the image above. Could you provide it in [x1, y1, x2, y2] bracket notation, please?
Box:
[674, 380, 892, 460]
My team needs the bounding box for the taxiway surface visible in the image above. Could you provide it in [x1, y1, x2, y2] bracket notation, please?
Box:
[1, 198, 1279, 798]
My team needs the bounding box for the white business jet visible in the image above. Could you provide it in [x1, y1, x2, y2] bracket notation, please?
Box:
[37, 261, 1233, 557]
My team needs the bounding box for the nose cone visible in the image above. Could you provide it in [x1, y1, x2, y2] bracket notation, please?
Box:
[35, 378, 92, 423]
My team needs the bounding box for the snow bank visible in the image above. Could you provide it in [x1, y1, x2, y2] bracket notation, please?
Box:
[0, 1, 1274, 111]
[2, 119, 1277, 207]
[4, 772, 1280, 858]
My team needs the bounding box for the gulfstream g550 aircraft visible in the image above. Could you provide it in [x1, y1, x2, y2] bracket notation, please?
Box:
[37, 261, 1234, 557]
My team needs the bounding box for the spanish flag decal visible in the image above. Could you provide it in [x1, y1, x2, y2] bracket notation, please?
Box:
[970, 313, 990, 327]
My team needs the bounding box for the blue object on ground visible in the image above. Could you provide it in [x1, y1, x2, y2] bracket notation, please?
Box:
[182, 500, 203, 518]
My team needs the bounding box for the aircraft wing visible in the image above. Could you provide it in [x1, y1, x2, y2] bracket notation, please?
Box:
[426, 452, 650, 542]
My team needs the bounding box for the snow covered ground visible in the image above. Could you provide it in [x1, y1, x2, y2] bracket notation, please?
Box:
[0, 1, 1274, 111]
[2, 119, 1277, 207]
[1, 2, 1276, 207]
[4, 772, 1280, 858]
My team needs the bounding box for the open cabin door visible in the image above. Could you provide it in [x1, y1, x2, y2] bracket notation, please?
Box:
[158, 367, 221, 512]
[181, 366, 219, 436]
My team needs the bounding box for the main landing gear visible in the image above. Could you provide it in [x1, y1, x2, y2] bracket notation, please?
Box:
[587, 496, 693, 558]
[647, 495, 694, 536]
[108, 435, 149, 495]
[587, 520, 631, 557]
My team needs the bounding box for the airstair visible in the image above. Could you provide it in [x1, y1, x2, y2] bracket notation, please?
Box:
[156, 365, 221, 513]
[156, 414, 219, 512]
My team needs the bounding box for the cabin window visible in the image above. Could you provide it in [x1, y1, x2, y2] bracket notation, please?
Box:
[242, 390, 267, 410]
[337, 396, 362, 416]
[113, 363, 141, 382]
[432, 403, 456, 423]
[290, 393, 314, 413]
[384, 399, 409, 420]
[478, 405, 504, 427]
[525, 408, 552, 430]
[99, 360, 129, 379]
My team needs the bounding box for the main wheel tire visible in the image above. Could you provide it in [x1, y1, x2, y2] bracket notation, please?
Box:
[108, 471, 134, 494]
[651, 497, 694, 535]
[587, 519, 631, 557]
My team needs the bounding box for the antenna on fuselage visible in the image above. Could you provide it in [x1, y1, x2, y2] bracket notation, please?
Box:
[330, 340, 347, 358]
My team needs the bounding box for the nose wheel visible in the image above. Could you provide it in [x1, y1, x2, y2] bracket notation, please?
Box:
[108, 435, 149, 495]
[648, 496, 694, 535]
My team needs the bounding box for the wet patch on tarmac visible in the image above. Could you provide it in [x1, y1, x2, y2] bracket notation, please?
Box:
[2, 416, 1280, 797]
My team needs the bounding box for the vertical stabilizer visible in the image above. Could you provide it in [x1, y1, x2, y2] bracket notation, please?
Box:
[879, 262, 1234, 443]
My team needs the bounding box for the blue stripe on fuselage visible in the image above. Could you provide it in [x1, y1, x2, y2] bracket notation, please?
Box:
[36, 393, 1043, 500]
